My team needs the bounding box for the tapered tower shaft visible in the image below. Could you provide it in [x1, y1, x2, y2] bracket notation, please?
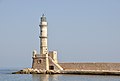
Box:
[39, 14, 48, 55]
[39, 14, 49, 70]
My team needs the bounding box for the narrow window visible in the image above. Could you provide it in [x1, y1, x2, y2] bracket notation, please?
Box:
[37, 60, 41, 64]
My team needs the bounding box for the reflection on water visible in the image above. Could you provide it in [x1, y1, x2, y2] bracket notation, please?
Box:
[32, 74, 59, 81]
[32, 74, 120, 81]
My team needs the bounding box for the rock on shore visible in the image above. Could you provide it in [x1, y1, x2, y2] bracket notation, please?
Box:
[12, 68, 120, 75]
[12, 68, 61, 74]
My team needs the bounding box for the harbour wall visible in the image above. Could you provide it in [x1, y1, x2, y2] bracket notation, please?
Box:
[13, 63, 120, 75]
[59, 63, 120, 71]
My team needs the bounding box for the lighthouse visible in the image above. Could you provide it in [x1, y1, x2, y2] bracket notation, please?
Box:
[32, 14, 63, 71]
[39, 14, 49, 70]
[39, 14, 48, 55]
[32, 14, 49, 70]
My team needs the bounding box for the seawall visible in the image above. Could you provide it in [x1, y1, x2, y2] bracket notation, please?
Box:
[13, 63, 120, 75]
[59, 63, 120, 71]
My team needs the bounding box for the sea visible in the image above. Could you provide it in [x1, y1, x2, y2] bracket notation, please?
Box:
[0, 68, 120, 81]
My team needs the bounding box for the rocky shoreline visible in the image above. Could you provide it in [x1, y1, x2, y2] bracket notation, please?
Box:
[12, 68, 61, 74]
[12, 68, 120, 75]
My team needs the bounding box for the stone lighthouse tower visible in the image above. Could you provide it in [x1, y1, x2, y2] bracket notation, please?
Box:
[39, 14, 48, 55]
[32, 14, 63, 71]
[39, 14, 49, 70]
[32, 14, 49, 70]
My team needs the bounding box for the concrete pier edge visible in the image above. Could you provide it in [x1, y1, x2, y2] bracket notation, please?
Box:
[12, 68, 120, 75]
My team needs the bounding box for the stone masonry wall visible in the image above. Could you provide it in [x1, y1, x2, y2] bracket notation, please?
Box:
[59, 63, 120, 71]
[32, 57, 47, 70]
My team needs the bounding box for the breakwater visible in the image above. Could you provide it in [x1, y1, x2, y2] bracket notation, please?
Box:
[13, 63, 120, 75]
[13, 68, 120, 75]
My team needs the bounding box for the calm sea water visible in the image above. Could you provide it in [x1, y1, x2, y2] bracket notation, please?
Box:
[0, 69, 120, 81]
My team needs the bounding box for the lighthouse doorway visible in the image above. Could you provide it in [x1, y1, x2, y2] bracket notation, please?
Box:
[49, 66, 54, 70]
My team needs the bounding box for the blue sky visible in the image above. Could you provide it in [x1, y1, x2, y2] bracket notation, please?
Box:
[0, 0, 120, 68]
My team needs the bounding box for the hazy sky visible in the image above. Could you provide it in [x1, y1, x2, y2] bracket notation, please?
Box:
[0, 0, 120, 68]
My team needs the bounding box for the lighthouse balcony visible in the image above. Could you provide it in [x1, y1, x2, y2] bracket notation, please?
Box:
[39, 36, 47, 38]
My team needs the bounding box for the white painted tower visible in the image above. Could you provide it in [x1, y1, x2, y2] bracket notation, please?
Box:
[39, 14, 49, 70]
[32, 14, 63, 71]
